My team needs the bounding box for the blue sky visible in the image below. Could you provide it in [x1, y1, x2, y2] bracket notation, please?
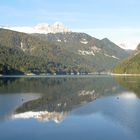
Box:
[0, 0, 140, 49]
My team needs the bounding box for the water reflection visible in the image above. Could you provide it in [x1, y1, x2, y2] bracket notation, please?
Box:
[0, 76, 121, 122]
[0, 76, 140, 140]
[12, 111, 68, 123]
[120, 92, 137, 99]
[115, 76, 140, 97]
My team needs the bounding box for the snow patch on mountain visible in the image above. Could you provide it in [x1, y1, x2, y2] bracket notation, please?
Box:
[78, 45, 101, 56]
[80, 38, 88, 44]
[78, 50, 95, 56]
[112, 55, 120, 59]
[91, 46, 101, 52]
[57, 39, 61, 42]
[104, 53, 120, 60]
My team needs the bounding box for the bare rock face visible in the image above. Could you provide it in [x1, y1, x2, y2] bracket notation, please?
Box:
[35, 22, 71, 34]
[2, 22, 71, 34]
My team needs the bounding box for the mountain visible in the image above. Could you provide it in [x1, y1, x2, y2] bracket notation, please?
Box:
[113, 43, 140, 74]
[2, 22, 71, 34]
[33, 33, 130, 72]
[0, 77, 122, 122]
[136, 43, 140, 51]
[0, 28, 130, 75]
[0, 28, 74, 75]
[118, 42, 138, 50]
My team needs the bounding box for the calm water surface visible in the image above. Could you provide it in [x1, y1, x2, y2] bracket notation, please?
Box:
[0, 76, 140, 140]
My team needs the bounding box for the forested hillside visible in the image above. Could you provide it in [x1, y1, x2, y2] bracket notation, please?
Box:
[0, 28, 130, 75]
[113, 44, 140, 74]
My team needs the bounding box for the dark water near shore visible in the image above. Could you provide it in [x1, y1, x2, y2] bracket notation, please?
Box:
[0, 76, 140, 140]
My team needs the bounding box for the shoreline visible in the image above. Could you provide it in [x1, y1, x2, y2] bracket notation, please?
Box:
[0, 73, 110, 78]
[110, 73, 140, 76]
[0, 73, 140, 78]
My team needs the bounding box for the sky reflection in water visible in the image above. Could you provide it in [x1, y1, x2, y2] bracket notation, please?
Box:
[0, 76, 140, 140]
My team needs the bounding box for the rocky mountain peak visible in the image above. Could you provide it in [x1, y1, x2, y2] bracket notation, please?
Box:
[2, 22, 71, 34]
[35, 22, 71, 34]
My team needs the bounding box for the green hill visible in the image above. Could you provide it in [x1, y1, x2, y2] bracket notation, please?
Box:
[34, 32, 130, 72]
[113, 43, 140, 74]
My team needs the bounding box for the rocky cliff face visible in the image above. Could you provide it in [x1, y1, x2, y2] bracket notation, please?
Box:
[2, 22, 71, 34]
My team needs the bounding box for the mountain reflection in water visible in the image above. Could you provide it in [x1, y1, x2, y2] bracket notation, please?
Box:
[0, 76, 140, 140]
[0, 76, 120, 122]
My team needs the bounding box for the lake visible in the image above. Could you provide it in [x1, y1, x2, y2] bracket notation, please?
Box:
[0, 75, 140, 140]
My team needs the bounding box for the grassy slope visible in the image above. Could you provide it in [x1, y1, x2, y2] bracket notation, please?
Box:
[113, 45, 140, 74]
